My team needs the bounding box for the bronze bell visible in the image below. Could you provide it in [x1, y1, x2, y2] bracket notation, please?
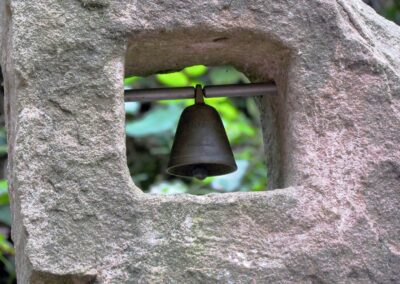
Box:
[166, 85, 237, 180]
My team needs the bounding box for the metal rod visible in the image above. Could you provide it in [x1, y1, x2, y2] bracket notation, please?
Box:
[204, 83, 276, 98]
[124, 87, 194, 102]
[124, 83, 277, 102]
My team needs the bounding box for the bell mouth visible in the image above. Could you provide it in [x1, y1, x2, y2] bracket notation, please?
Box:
[166, 162, 237, 179]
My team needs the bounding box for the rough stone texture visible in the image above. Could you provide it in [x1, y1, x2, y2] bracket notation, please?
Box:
[1, 0, 400, 283]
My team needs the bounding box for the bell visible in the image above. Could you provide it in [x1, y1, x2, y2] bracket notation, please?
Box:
[166, 85, 237, 180]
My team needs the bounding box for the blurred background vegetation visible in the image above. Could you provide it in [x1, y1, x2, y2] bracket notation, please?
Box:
[0, 1, 398, 282]
[365, 0, 400, 21]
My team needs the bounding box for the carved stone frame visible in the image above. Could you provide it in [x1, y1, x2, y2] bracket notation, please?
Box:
[1, 0, 399, 282]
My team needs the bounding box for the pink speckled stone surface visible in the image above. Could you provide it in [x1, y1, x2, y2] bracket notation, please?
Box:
[1, 0, 399, 282]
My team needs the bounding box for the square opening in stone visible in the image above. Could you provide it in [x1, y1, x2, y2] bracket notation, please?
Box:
[124, 65, 268, 195]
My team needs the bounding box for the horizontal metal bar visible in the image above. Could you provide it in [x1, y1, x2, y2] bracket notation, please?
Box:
[124, 83, 277, 102]
[204, 83, 277, 98]
[125, 87, 194, 102]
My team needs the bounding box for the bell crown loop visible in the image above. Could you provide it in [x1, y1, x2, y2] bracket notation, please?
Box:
[195, 84, 204, 104]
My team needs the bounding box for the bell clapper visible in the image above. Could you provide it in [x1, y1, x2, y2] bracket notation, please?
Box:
[193, 167, 208, 180]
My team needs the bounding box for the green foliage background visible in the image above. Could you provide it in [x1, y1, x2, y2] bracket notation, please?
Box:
[0, 1, 398, 282]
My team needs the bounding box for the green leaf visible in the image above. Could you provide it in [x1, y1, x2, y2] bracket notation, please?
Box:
[246, 98, 261, 120]
[0, 180, 7, 190]
[0, 180, 8, 206]
[214, 102, 238, 121]
[156, 72, 189, 87]
[0, 233, 13, 255]
[0, 128, 7, 147]
[184, 65, 207, 77]
[125, 104, 182, 137]
[209, 66, 244, 85]
[211, 160, 249, 192]
[124, 76, 140, 87]
[225, 116, 256, 144]
[0, 145, 7, 155]
[0, 206, 11, 226]
[384, 6, 398, 20]
[149, 181, 188, 194]
[124, 102, 140, 115]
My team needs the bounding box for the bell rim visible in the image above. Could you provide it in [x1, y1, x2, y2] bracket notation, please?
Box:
[166, 162, 237, 178]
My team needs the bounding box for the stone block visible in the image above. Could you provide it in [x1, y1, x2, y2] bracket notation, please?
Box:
[1, 0, 399, 282]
